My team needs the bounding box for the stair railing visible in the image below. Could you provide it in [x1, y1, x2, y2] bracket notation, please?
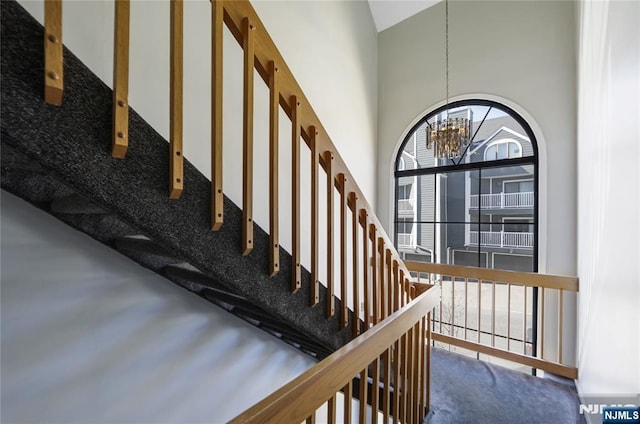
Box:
[406, 261, 579, 379]
[42, 0, 417, 336]
[229, 283, 441, 424]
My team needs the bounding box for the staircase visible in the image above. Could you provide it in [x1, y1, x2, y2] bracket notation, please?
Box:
[1, 0, 348, 360]
[1, 1, 580, 422]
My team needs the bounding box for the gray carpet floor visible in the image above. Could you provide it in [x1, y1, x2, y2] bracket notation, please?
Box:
[426, 348, 583, 424]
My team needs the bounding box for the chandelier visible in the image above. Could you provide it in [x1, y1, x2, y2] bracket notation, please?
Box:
[426, 0, 471, 159]
[427, 117, 471, 159]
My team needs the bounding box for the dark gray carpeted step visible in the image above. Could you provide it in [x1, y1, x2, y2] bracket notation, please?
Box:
[50, 193, 107, 214]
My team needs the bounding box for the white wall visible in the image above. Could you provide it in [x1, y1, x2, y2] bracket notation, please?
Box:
[575, 0, 640, 415]
[251, 0, 379, 205]
[0, 191, 317, 423]
[376, 0, 577, 277]
[0, 190, 376, 421]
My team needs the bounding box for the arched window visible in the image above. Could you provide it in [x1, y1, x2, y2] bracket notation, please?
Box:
[394, 100, 538, 272]
[484, 139, 523, 161]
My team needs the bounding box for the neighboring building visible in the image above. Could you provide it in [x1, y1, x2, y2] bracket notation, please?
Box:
[395, 101, 537, 272]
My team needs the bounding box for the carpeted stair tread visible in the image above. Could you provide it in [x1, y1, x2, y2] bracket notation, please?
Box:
[50, 193, 108, 214]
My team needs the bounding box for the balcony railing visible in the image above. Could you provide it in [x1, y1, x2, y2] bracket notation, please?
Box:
[469, 231, 534, 248]
[398, 233, 415, 248]
[405, 261, 579, 380]
[398, 198, 414, 215]
[470, 192, 534, 209]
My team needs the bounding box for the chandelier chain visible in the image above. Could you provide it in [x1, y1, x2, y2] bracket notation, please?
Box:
[445, 0, 449, 119]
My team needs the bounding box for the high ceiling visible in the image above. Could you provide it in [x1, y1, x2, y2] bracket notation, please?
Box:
[367, 0, 440, 32]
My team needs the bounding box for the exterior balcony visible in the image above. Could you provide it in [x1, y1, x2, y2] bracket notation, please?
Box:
[397, 233, 415, 248]
[397, 198, 415, 217]
[469, 192, 534, 210]
[469, 231, 534, 249]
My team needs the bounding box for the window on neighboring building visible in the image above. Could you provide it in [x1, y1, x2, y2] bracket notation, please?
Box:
[393, 99, 538, 273]
[484, 139, 522, 160]
[398, 184, 412, 200]
[397, 218, 414, 234]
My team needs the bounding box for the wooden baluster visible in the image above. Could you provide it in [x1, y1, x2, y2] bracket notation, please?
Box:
[327, 394, 336, 424]
[386, 250, 392, 317]
[378, 238, 385, 322]
[339, 174, 348, 327]
[210, 0, 224, 230]
[392, 260, 399, 312]
[439, 277, 445, 336]
[370, 225, 378, 325]
[325, 151, 335, 317]
[310, 127, 319, 306]
[451, 278, 456, 336]
[558, 289, 563, 363]
[413, 320, 421, 424]
[419, 316, 427, 419]
[290, 96, 301, 291]
[112, 0, 130, 158]
[540, 287, 545, 359]
[392, 339, 401, 424]
[343, 380, 352, 424]
[44, 0, 63, 105]
[351, 193, 360, 336]
[306, 412, 315, 424]
[169, 0, 184, 199]
[425, 313, 431, 416]
[523, 285, 527, 355]
[406, 327, 413, 424]
[399, 270, 405, 308]
[477, 279, 482, 343]
[382, 348, 391, 423]
[401, 331, 408, 423]
[464, 277, 468, 340]
[491, 281, 496, 347]
[371, 356, 380, 424]
[268, 61, 279, 276]
[359, 367, 368, 424]
[507, 283, 511, 350]
[361, 210, 370, 330]
[241, 17, 255, 255]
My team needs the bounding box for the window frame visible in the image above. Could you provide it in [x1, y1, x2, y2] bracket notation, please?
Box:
[393, 99, 539, 273]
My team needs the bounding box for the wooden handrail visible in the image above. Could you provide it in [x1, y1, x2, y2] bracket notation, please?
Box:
[229, 284, 441, 424]
[405, 261, 579, 378]
[405, 261, 578, 292]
